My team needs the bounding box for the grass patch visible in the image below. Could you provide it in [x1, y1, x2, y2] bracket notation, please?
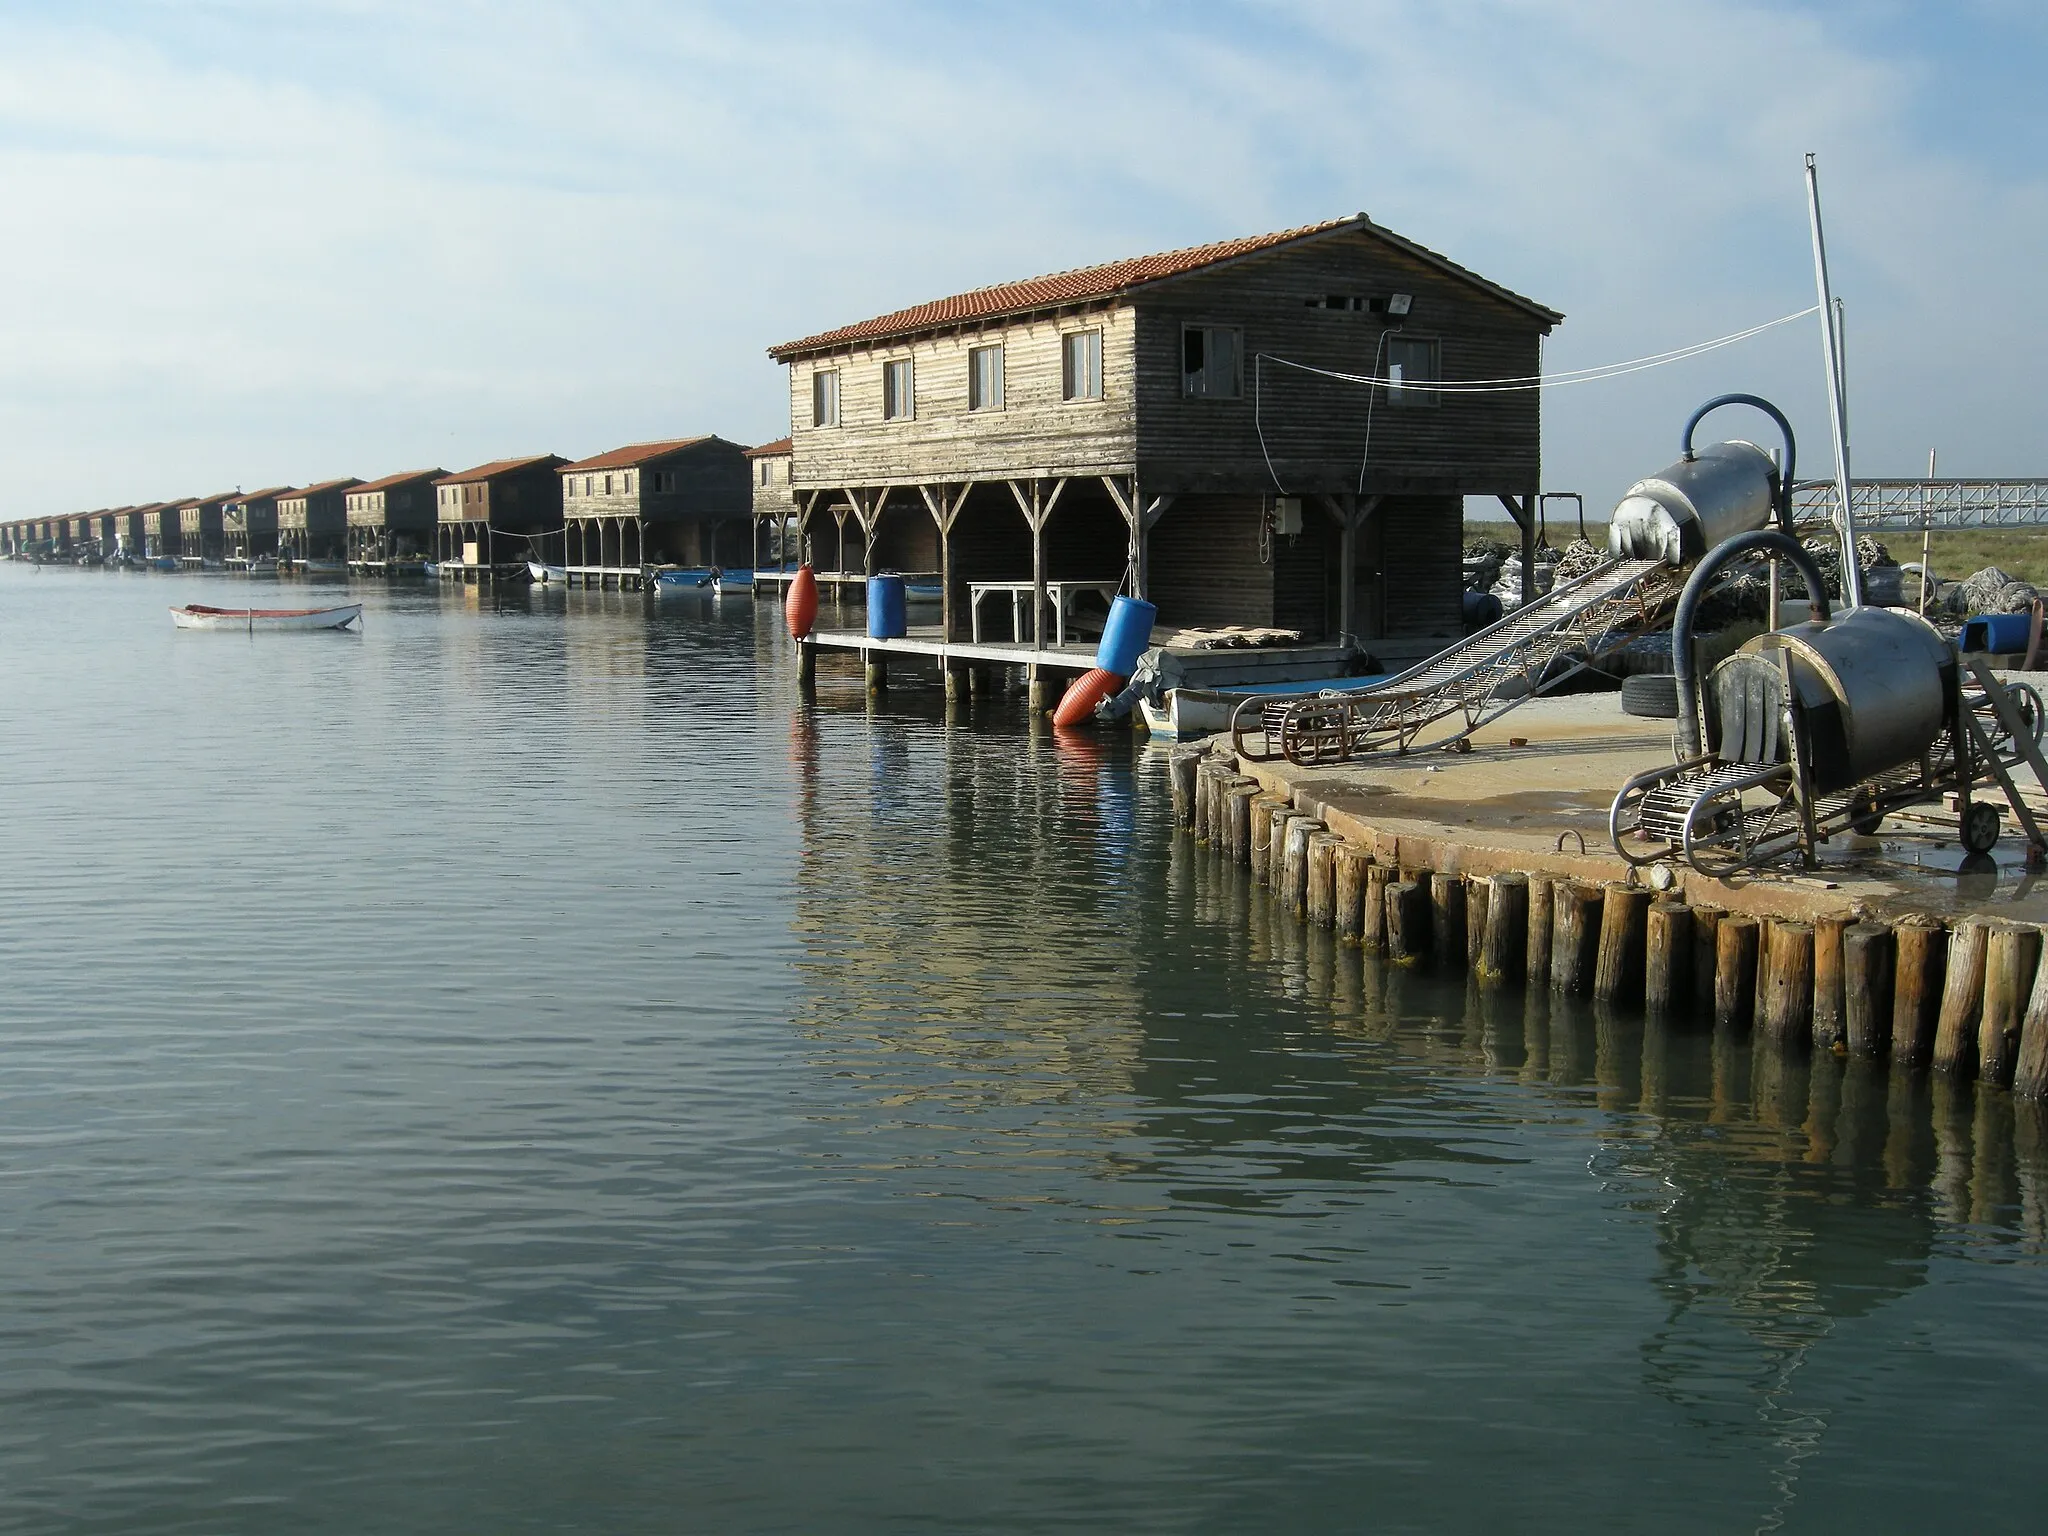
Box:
[1466, 520, 2048, 586]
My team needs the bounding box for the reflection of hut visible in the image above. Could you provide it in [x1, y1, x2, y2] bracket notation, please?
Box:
[278, 480, 359, 567]
[346, 470, 443, 571]
[222, 486, 293, 567]
[177, 493, 233, 566]
[434, 454, 567, 581]
[559, 436, 751, 587]
[748, 437, 796, 573]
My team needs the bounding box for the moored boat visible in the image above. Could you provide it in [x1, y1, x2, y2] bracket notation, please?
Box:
[170, 602, 363, 632]
[529, 560, 567, 583]
[653, 566, 754, 591]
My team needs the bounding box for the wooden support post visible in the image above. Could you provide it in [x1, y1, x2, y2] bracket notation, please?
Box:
[1892, 918, 1948, 1068]
[1306, 833, 1340, 927]
[865, 653, 887, 695]
[797, 639, 816, 687]
[1363, 862, 1391, 950]
[1224, 783, 1259, 866]
[1281, 816, 1318, 918]
[2014, 947, 2048, 1099]
[1169, 749, 1201, 830]
[1249, 796, 1287, 882]
[1192, 762, 1215, 843]
[1479, 874, 1528, 985]
[1979, 922, 2041, 1088]
[1386, 881, 1430, 964]
[1431, 873, 1467, 970]
[1268, 811, 1299, 891]
[1525, 876, 1553, 987]
[1645, 900, 1692, 1014]
[1689, 908, 1723, 1022]
[1759, 920, 1815, 1049]
[1551, 881, 1603, 995]
[1843, 923, 1895, 1057]
[1594, 883, 1650, 1004]
[1933, 918, 1990, 1077]
[1714, 915, 1760, 1031]
[1028, 666, 1051, 713]
[1465, 877, 1490, 971]
[1813, 915, 1850, 1052]
[1334, 847, 1369, 942]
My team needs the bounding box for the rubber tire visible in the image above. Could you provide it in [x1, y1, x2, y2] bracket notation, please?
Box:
[1620, 672, 1681, 720]
[1963, 803, 2002, 855]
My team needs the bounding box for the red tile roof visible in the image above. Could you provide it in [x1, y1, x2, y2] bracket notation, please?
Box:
[766, 213, 1560, 359]
[281, 478, 363, 500]
[744, 437, 792, 459]
[559, 436, 720, 473]
[437, 454, 568, 485]
[349, 469, 443, 495]
[226, 485, 296, 505]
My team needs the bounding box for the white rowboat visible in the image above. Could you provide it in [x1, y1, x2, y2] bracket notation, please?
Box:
[171, 602, 363, 632]
[529, 561, 567, 583]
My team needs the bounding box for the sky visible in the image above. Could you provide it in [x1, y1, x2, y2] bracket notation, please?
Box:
[1, 0, 2045, 519]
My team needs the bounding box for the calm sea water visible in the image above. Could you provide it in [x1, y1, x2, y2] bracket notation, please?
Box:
[2, 563, 2044, 1533]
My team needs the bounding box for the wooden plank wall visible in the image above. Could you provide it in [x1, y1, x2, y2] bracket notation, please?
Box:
[1378, 494, 1463, 642]
[562, 441, 750, 528]
[1147, 497, 1274, 631]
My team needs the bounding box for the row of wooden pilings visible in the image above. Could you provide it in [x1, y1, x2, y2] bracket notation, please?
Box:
[1174, 747, 2048, 1099]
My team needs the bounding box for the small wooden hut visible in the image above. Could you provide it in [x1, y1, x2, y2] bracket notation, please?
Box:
[346, 471, 441, 570]
[435, 454, 567, 579]
[747, 438, 796, 573]
[558, 437, 751, 586]
[178, 493, 233, 566]
[222, 486, 293, 567]
[278, 480, 359, 566]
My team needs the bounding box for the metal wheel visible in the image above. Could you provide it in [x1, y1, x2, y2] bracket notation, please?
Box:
[1849, 791, 1884, 837]
[1963, 802, 2001, 855]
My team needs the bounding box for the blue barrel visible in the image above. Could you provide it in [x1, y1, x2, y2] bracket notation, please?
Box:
[867, 573, 907, 639]
[1462, 590, 1503, 631]
[1094, 595, 1157, 675]
[1961, 613, 2032, 654]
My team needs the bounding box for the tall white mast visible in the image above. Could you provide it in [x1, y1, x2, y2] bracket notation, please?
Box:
[1806, 153, 1861, 608]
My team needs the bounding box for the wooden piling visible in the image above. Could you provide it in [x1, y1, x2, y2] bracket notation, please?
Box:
[1431, 873, 1467, 970]
[1813, 915, 1849, 1051]
[1169, 749, 1201, 831]
[1690, 907, 1724, 1022]
[1268, 810, 1300, 891]
[1892, 918, 1947, 1068]
[797, 639, 816, 686]
[1933, 918, 1990, 1077]
[1465, 877, 1491, 970]
[1281, 816, 1318, 919]
[1479, 874, 1528, 986]
[2014, 947, 2048, 1099]
[1192, 762, 1217, 843]
[1551, 882, 1603, 996]
[1525, 876, 1554, 988]
[1843, 922, 1895, 1057]
[1645, 900, 1692, 1014]
[1223, 783, 1259, 866]
[1593, 883, 1650, 1004]
[1248, 796, 1285, 883]
[1759, 920, 1815, 1049]
[1334, 847, 1370, 943]
[1979, 923, 2041, 1088]
[866, 654, 888, 694]
[1306, 833, 1339, 928]
[1386, 881, 1430, 964]
[1363, 862, 1391, 951]
[1714, 915, 1759, 1031]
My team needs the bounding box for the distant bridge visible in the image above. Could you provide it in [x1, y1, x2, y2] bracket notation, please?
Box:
[1793, 479, 2048, 530]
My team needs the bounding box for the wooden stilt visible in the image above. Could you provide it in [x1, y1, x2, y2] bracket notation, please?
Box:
[1431, 873, 1467, 970]
[1525, 876, 1553, 987]
[1363, 862, 1391, 950]
[1594, 883, 1650, 1004]
[1249, 796, 1287, 883]
[1281, 816, 1318, 918]
[1479, 873, 1528, 985]
[1813, 915, 1850, 1051]
[1334, 847, 1370, 942]
[1979, 922, 2041, 1088]
[1224, 784, 1259, 866]
[1759, 920, 1815, 1049]
[1933, 918, 1990, 1076]
[866, 655, 887, 694]
[1386, 881, 1430, 964]
[1843, 923, 1895, 1057]
[1892, 918, 1947, 1068]
[1714, 915, 1760, 1031]
[797, 639, 816, 687]
[1551, 882, 1602, 995]
[1645, 900, 1691, 1014]
[1465, 877, 1490, 971]
[1689, 907, 1724, 1022]
[1170, 749, 1201, 831]
[1306, 833, 1339, 928]
[2014, 944, 2048, 1098]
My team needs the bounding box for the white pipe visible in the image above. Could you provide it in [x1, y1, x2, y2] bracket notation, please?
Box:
[1806, 153, 1862, 609]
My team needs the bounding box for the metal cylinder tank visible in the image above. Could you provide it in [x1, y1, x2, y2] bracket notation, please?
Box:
[1710, 608, 1954, 793]
[1607, 440, 1779, 565]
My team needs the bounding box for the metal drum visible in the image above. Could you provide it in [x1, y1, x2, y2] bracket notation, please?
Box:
[1607, 440, 1779, 564]
[1709, 607, 1954, 793]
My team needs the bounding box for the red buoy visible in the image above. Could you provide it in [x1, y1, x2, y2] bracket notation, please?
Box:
[784, 564, 819, 640]
[1051, 668, 1123, 727]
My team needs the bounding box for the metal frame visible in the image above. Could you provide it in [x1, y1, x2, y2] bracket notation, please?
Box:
[1793, 479, 2048, 530]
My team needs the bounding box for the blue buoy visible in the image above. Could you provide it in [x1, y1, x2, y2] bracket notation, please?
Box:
[1961, 613, 2033, 654]
[1094, 594, 1157, 675]
[867, 573, 907, 639]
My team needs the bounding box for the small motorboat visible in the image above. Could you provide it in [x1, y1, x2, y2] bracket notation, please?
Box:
[653, 566, 754, 591]
[171, 602, 363, 632]
[528, 560, 567, 583]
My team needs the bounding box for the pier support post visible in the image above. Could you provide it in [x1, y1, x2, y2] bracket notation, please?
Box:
[1645, 900, 1692, 1014]
[1363, 862, 1391, 950]
[797, 639, 816, 687]
[1479, 874, 1528, 985]
[1268, 811, 1300, 891]
[1594, 883, 1650, 1004]
[1224, 783, 1259, 867]
[1430, 873, 1467, 970]
[1714, 915, 1759, 1031]
[1689, 908, 1723, 1023]
[1979, 922, 2041, 1087]
[1525, 877, 1553, 988]
[1893, 918, 1948, 1068]
[1249, 796, 1288, 884]
[1813, 915, 1850, 1051]
[1844, 923, 1895, 1056]
[1465, 877, 1490, 971]
[945, 661, 969, 701]
[1334, 847, 1369, 942]
[2014, 947, 2048, 1098]
[1551, 882, 1602, 996]
[1934, 918, 1990, 1076]
[1281, 817, 1318, 919]
[1307, 833, 1340, 928]
[1170, 749, 1201, 831]
[1759, 920, 1815, 1049]
[1386, 881, 1430, 964]
[866, 653, 888, 695]
[1028, 666, 1051, 713]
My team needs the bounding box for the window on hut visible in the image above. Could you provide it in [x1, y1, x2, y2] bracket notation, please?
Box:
[1182, 325, 1241, 398]
[812, 369, 841, 428]
[883, 358, 914, 420]
[1062, 329, 1102, 401]
[968, 345, 1004, 411]
[1386, 337, 1440, 407]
